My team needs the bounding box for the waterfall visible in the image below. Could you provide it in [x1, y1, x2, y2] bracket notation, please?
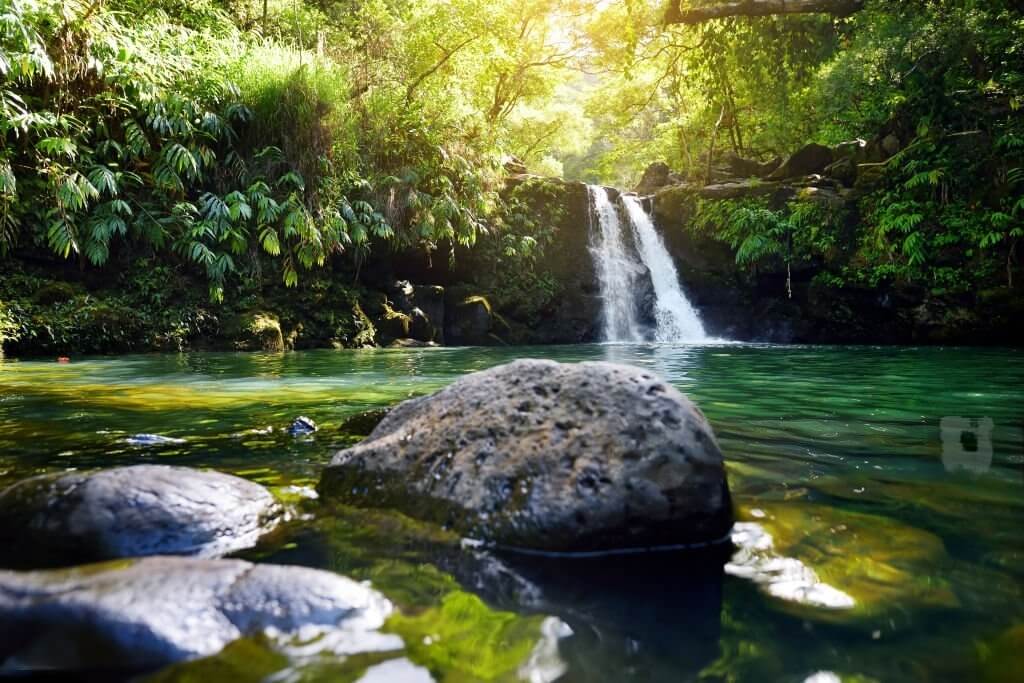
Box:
[587, 186, 644, 342]
[587, 184, 709, 343]
[621, 195, 708, 342]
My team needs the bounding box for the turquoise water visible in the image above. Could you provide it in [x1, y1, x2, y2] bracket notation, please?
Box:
[1, 344, 1022, 681]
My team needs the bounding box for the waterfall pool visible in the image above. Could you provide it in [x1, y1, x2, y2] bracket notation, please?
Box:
[1, 344, 1022, 681]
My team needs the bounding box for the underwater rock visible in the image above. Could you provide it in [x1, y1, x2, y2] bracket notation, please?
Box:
[321, 359, 733, 553]
[388, 338, 439, 348]
[733, 503, 960, 623]
[338, 408, 391, 437]
[0, 465, 281, 567]
[287, 415, 318, 435]
[0, 557, 395, 671]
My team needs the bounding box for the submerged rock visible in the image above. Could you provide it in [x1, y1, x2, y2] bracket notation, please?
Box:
[0, 557, 395, 671]
[0, 465, 281, 567]
[388, 338, 439, 348]
[287, 415, 318, 435]
[320, 359, 733, 553]
[338, 408, 391, 437]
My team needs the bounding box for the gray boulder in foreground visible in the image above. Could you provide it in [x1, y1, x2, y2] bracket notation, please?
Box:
[0, 465, 282, 566]
[321, 359, 733, 553]
[0, 557, 395, 670]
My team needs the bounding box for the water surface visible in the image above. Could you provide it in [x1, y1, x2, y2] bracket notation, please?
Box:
[1, 344, 1022, 681]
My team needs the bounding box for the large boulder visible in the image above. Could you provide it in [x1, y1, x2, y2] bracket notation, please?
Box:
[699, 180, 783, 200]
[223, 312, 285, 352]
[723, 152, 782, 179]
[634, 161, 673, 195]
[0, 465, 282, 567]
[767, 143, 834, 180]
[0, 557, 395, 671]
[320, 359, 733, 553]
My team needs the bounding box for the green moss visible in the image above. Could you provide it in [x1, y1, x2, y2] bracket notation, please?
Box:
[223, 311, 285, 352]
[141, 637, 289, 683]
[32, 281, 81, 306]
[0, 299, 17, 349]
[382, 301, 412, 336]
[740, 503, 959, 620]
[385, 591, 546, 681]
[247, 313, 285, 352]
[352, 302, 377, 347]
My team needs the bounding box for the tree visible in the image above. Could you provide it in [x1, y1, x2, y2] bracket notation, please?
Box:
[665, 0, 864, 25]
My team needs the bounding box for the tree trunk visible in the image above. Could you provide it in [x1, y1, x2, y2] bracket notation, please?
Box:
[665, 0, 864, 25]
[706, 104, 726, 185]
[1009, 239, 1018, 289]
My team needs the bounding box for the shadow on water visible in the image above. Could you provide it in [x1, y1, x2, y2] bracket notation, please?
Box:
[491, 549, 728, 683]
[251, 500, 729, 683]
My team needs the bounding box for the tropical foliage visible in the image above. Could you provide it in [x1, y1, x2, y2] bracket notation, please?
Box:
[1, 0, 1022, 341]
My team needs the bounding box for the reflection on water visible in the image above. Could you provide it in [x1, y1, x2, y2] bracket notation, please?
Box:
[2, 344, 1023, 681]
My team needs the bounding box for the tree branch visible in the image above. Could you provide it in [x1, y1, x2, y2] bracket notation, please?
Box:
[665, 0, 864, 25]
[406, 35, 480, 102]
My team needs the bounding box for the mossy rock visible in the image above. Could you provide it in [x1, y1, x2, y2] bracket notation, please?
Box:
[224, 312, 285, 352]
[338, 407, 391, 438]
[31, 281, 81, 306]
[738, 503, 959, 622]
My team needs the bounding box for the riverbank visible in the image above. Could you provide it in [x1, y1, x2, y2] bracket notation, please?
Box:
[3, 172, 1021, 357]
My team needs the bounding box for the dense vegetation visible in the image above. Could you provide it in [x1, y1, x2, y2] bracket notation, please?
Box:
[1, 0, 1021, 352]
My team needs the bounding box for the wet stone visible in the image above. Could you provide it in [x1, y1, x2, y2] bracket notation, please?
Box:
[0, 557, 395, 671]
[320, 359, 733, 553]
[0, 465, 282, 568]
[287, 415, 318, 435]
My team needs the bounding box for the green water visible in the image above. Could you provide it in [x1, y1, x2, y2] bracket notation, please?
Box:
[1, 344, 1023, 682]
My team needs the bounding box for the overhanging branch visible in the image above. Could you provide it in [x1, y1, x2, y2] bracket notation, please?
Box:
[665, 0, 865, 25]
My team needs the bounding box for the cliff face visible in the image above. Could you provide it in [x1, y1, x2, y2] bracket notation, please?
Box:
[502, 176, 602, 344]
[650, 183, 1024, 346]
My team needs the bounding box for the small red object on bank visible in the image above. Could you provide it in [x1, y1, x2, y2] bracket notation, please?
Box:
[57, 356, 70, 363]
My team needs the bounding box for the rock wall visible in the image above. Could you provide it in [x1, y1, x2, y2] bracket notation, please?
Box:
[645, 147, 1024, 345]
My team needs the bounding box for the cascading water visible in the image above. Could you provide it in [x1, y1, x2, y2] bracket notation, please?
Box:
[587, 185, 644, 342]
[620, 195, 708, 342]
[587, 183, 709, 343]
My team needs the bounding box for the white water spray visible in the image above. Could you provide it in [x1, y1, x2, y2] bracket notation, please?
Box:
[587, 186, 644, 342]
[621, 195, 708, 342]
